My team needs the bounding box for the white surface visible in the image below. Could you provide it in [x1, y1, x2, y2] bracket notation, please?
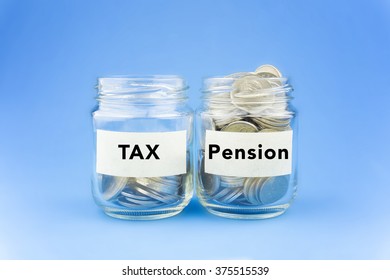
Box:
[0, 260, 389, 279]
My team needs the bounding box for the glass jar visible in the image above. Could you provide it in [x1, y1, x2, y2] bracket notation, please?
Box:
[196, 73, 297, 219]
[92, 75, 193, 220]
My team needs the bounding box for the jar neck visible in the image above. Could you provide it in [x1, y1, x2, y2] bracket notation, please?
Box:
[97, 75, 188, 111]
[201, 76, 294, 117]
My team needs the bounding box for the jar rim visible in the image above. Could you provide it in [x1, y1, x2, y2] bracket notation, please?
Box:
[97, 75, 188, 100]
[201, 76, 292, 96]
[99, 74, 185, 82]
[203, 76, 288, 80]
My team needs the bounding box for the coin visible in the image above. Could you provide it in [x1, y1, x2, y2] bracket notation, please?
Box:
[251, 116, 292, 131]
[221, 121, 259, 132]
[222, 188, 242, 204]
[145, 179, 179, 195]
[135, 177, 180, 195]
[255, 64, 282, 78]
[200, 156, 220, 195]
[259, 176, 289, 204]
[257, 72, 277, 78]
[132, 183, 178, 203]
[123, 196, 162, 207]
[214, 115, 243, 130]
[102, 175, 128, 201]
[231, 75, 273, 98]
[121, 187, 151, 201]
[115, 176, 182, 208]
[213, 187, 233, 201]
[220, 176, 244, 188]
[243, 177, 268, 205]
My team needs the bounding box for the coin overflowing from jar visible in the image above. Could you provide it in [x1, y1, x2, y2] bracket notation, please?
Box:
[199, 64, 292, 206]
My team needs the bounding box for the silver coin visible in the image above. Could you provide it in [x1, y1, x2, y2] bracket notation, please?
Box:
[122, 196, 162, 207]
[258, 117, 291, 126]
[200, 157, 220, 195]
[146, 180, 179, 195]
[135, 177, 179, 195]
[213, 187, 233, 201]
[222, 188, 242, 204]
[121, 187, 151, 201]
[232, 74, 272, 92]
[243, 177, 268, 205]
[141, 184, 179, 202]
[255, 64, 282, 78]
[252, 117, 291, 131]
[214, 116, 243, 130]
[132, 183, 165, 200]
[157, 175, 182, 188]
[247, 179, 259, 205]
[257, 72, 277, 78]
[231, 80, 273, 113]
[243, 178, 256, 204]
[220, 176, 244, 188]
[134, 177, 151, 187]
[259, 176, 289, 204]
[133, 184, 179, 204]
[221, 121, 259, 132]
[228, 67, 288, 114]
[252, 178, 264, 205]
[102, 175, 128, 201]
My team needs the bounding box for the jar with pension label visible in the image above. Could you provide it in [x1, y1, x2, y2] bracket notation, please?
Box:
[196, 65, 297, 219]
[92, 76, 193, 220]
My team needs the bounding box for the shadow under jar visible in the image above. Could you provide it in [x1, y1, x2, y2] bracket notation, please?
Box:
[196, 73, 297, 219]
[92, 76, 193, 220]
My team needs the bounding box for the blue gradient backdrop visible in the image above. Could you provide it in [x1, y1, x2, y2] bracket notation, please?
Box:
[0, 0, 389, 259]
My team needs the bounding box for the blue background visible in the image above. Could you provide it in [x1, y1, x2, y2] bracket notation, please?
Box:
[0, 0, 389, 259]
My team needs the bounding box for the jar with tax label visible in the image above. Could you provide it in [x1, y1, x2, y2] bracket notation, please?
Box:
[196, 65, 297, 219]
[92, 76, 193, 220]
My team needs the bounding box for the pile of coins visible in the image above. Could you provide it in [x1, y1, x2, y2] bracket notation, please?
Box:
[204, 64, 292, 131]
[200, 154, 289, 206]
[200, 64, 292, 206]
[101, 175, 183, 209]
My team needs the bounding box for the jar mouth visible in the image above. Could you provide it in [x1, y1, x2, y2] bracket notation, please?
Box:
[200, 76, 294, 118]
[202, 76, 293, 101]
[98, 75, 188, 99]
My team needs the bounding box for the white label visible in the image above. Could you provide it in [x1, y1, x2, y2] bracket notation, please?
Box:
[96, 130, 187, 177]
[205, 130, 293, 177]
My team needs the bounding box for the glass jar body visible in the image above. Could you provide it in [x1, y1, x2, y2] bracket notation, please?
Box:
[92, 76, 193, 220]
[196, 76, 297, 219]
